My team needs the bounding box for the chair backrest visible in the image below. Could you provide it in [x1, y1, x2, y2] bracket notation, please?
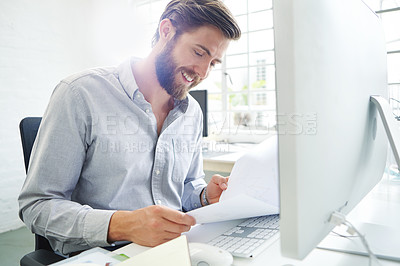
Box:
[19, 117, 41, 172]
[19, 117, 53, 251]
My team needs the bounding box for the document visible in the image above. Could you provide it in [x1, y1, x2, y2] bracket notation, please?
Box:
[118, 235, 191, 266]
[53, 236, 191, 266]
[188, 135, 279, 224]
[50, 247, 123, 265]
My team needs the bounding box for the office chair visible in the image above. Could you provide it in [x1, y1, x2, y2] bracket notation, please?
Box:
[19, 117, 65, 266]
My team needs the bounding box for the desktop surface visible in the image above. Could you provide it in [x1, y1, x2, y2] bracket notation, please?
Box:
[188, 176, 400, 265]
[114, 176, 400, 266]
[202, 141, 257, 172]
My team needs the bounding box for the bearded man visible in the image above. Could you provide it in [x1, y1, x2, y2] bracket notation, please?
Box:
[18, 0, 241, 255]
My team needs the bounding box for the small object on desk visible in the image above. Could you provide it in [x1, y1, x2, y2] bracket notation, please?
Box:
[188, 242, 233, 266]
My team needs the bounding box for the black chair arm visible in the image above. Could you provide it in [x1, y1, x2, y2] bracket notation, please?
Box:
[20, 249, 65, 266]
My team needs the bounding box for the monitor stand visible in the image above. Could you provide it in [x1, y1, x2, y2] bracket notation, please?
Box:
[318, 221, 400, 262]
[370, 95, 400, 171]
[316, 95, 400, 262]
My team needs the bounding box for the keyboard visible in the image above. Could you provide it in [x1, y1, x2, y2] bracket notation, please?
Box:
[207, 214, 280, 258]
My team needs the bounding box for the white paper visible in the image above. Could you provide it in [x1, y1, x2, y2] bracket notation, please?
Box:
[188, 194, 279, 224]
[119, 235, 191, 266]
[188, 135, 279, 224]
[51, 247, 121, 265]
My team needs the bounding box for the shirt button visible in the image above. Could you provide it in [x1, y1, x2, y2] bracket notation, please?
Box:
[155, 200, 162, 205]
[145, 109, 150, 113]
[155, 169, 160, 175]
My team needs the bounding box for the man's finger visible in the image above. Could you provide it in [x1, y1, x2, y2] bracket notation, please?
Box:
[220, 182, 228, 189]
[161, 218, 192, 233]
[212, 174, 229, 189]
[158, 206, 196, 226]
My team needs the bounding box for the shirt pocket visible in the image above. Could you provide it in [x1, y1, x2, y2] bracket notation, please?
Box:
[171, 138, 195, 182]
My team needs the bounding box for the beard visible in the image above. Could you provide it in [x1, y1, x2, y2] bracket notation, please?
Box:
[155, 38, 201, 100]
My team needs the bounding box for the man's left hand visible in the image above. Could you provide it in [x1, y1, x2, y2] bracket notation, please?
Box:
[204, 174, 229, 204]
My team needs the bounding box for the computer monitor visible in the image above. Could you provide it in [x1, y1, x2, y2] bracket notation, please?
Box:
[189, 90, 208, 137]
[274, 0, 390, 259]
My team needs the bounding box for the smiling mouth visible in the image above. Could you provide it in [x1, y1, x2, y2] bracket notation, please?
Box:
[182, 70, 194, 83]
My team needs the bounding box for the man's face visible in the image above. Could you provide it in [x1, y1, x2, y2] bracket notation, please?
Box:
[155, 25, 230, 100]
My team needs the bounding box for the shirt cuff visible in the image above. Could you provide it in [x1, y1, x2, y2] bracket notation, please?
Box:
[83, 209, 116, 247]
[190, 184, 206, 210]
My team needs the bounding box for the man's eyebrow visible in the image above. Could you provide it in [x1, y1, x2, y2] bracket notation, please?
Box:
[196, 44, 222, 64]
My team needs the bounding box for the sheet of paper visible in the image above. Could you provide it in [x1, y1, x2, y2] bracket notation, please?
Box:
[118, 235, 191, 266]
[187, 194, 279, 224]
[188, 135, 279, 224]
[220, 135, 279, 203]
[51, 247, 121, 265]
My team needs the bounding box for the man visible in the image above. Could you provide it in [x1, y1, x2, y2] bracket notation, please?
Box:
[18, 0, 241, 255]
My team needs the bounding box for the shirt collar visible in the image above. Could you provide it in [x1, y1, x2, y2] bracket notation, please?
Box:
[117, 57, 139, 100]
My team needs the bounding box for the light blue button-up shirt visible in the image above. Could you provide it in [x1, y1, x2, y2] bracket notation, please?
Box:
[18, 58, 207, 254]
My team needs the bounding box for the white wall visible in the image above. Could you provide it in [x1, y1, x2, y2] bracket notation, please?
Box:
[0, 0, 150, 233]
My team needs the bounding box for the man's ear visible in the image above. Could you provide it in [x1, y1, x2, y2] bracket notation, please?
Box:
[158, 19, 176, 42]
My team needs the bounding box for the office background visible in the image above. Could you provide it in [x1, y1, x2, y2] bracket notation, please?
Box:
[0, 0, 399, 251]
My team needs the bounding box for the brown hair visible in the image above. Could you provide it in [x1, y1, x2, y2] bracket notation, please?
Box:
[152, 0, 241, 47]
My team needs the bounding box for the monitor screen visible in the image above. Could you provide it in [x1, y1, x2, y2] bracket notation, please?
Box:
[274, 0, 388, 259]
[189, 90, 208, 137]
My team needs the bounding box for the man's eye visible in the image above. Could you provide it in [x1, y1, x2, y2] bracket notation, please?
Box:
[194, 50, 203, 57]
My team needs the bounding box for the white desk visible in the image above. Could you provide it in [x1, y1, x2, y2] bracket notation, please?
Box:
[203, 152, 241, 173]
[202, 142, 255, 172]
[115, 175, 400, 266]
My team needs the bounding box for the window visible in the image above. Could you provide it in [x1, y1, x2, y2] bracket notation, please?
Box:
[365, 0, 400, 117]
[196, 0, 275, 143]
[132, 0, 400, 143]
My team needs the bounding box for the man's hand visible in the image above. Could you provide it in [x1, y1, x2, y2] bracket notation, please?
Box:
[204, 174, 229, 204]
[107, 205, 196, 247]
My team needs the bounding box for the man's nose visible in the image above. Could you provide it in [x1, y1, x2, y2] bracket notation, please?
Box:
[194, 62, 210, 80]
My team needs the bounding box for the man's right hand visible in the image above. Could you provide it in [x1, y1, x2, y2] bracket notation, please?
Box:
[107, 205, 196, 247]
